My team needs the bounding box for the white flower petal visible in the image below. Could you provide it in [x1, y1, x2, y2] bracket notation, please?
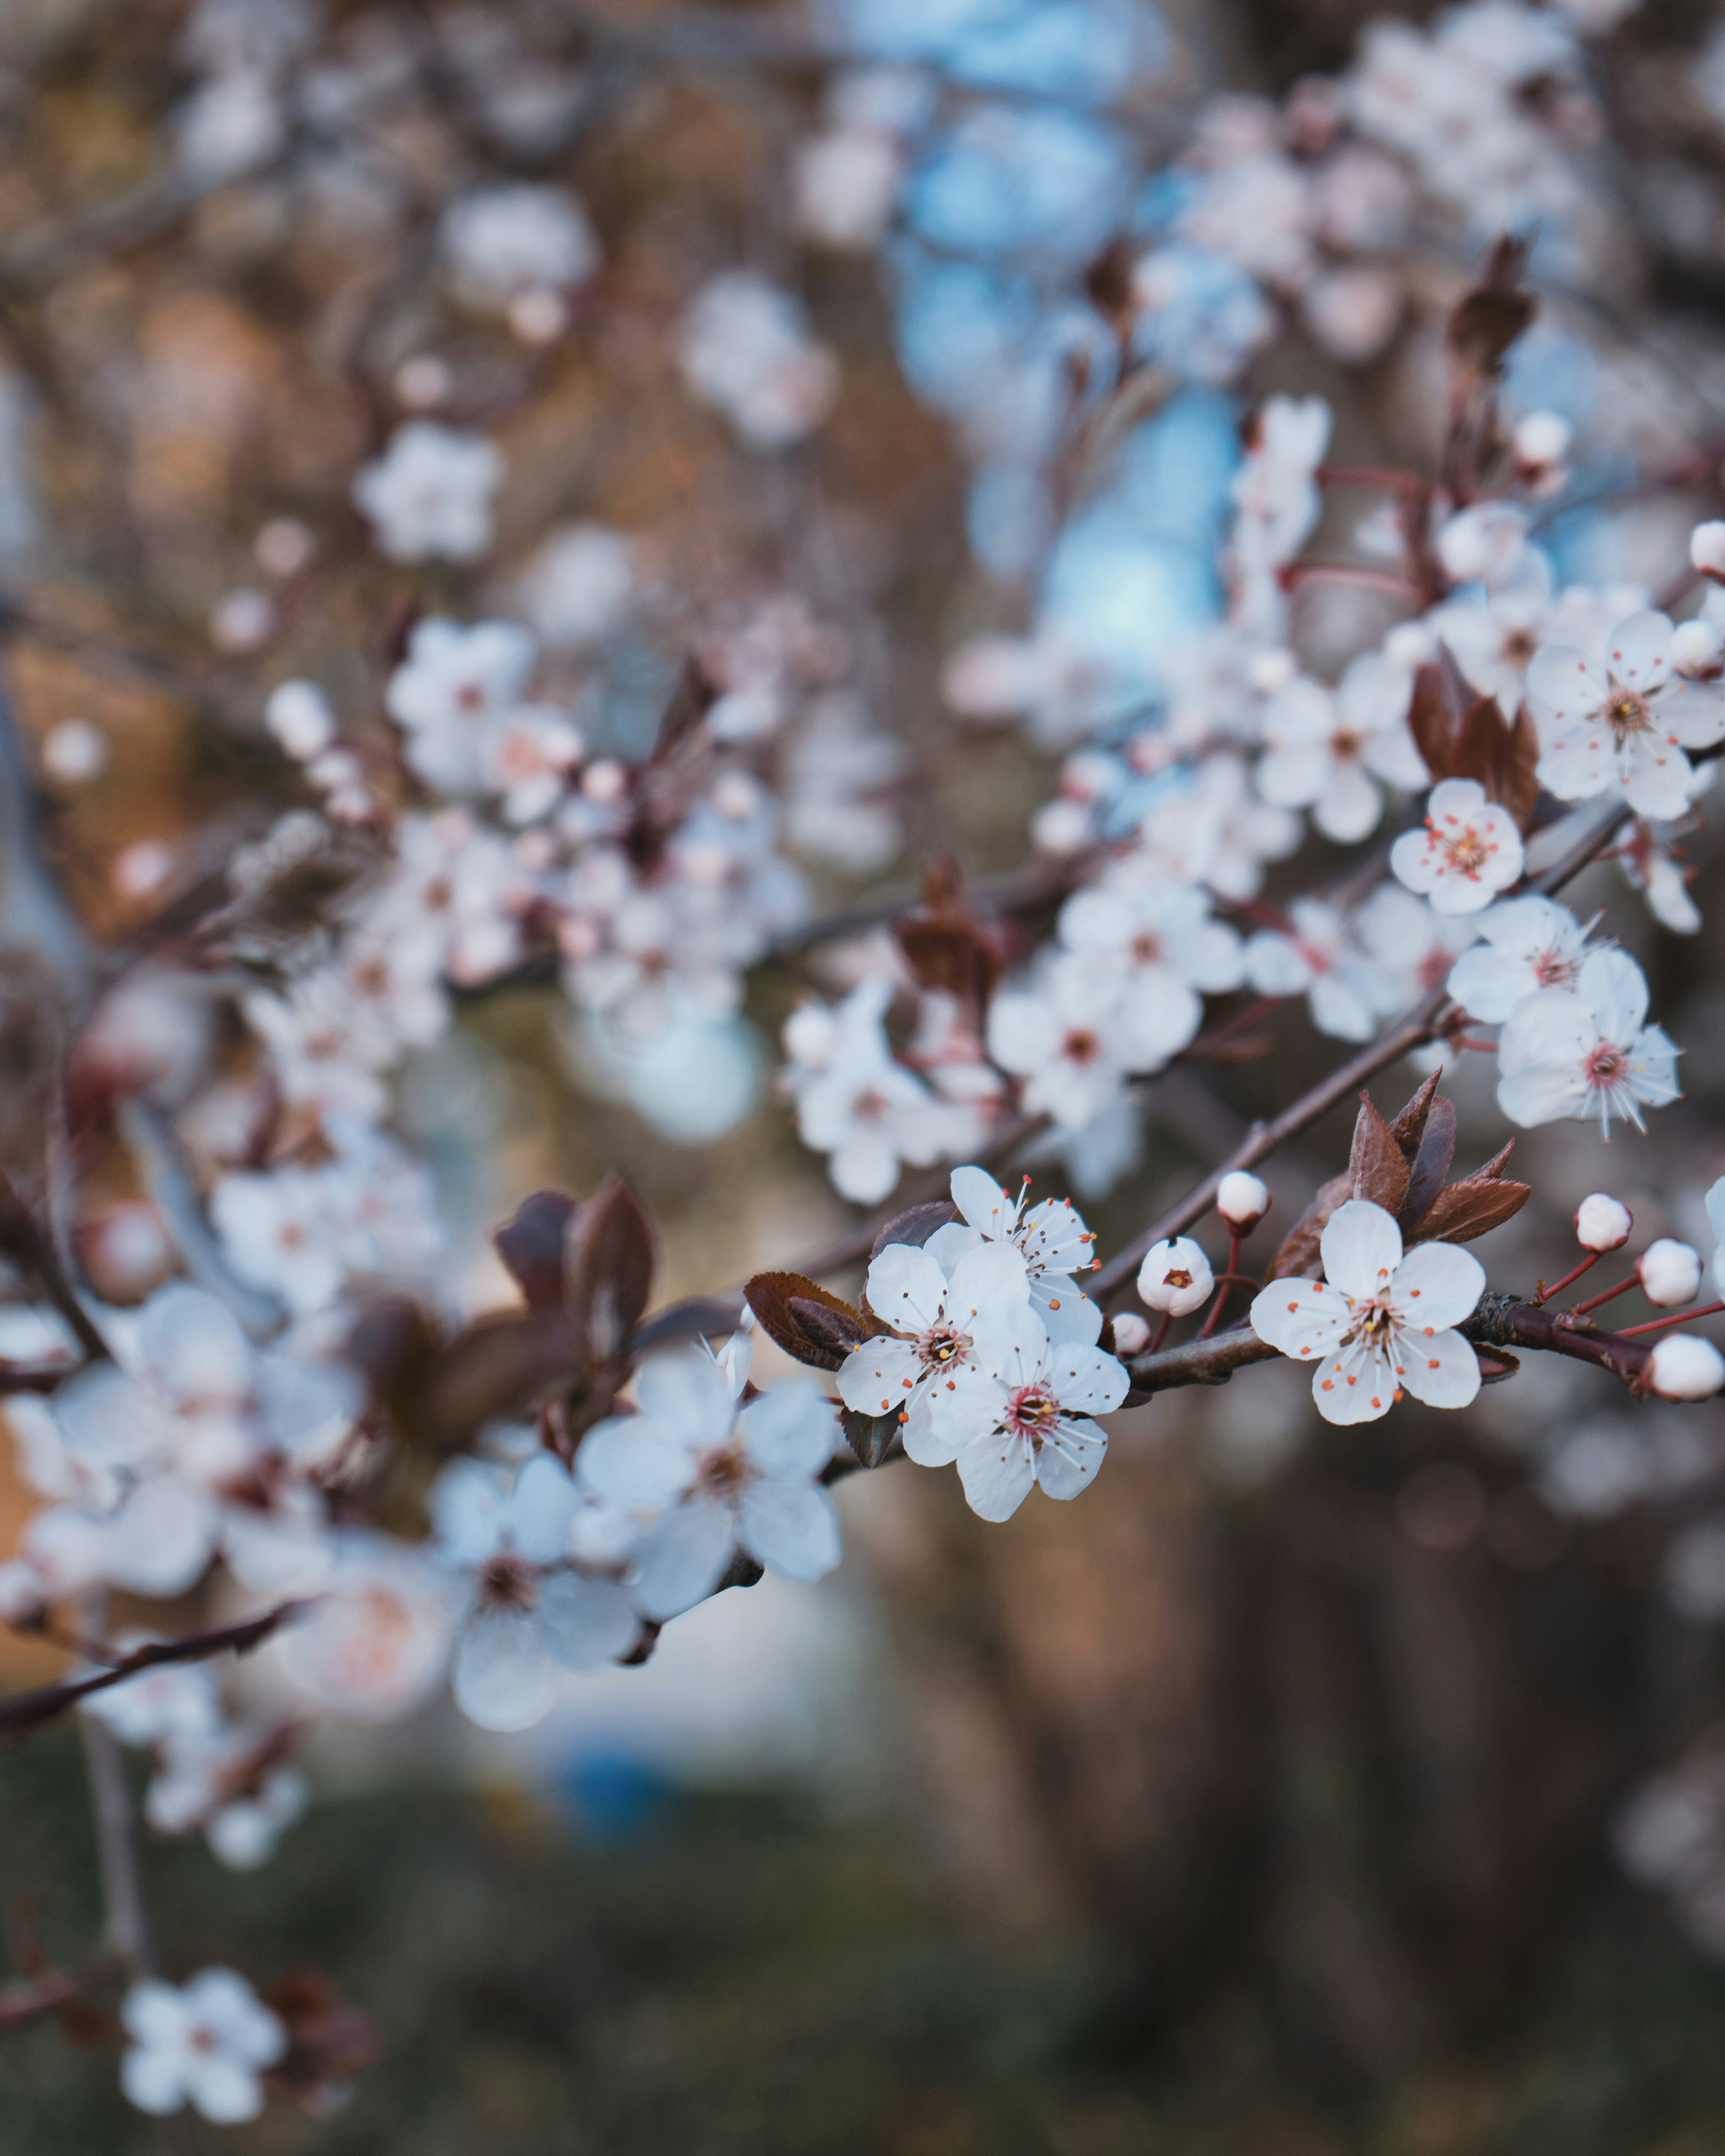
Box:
[630, 1496, 734, 1621]
[1035, 1417, 1108, 1500]
[1320, 1199, 1403, 1299]
[1395, 1326, 1481, 1409]
[954, 1430, 1037, 1521]
[1389, 1240, 1486, 1332]
[737, 1481, 843, 1582]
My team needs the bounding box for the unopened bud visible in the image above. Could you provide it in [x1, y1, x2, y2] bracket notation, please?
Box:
[1575, 1193, 1632, 1251]
[1031, 798, 1092, 856]
[1639, 1238, 1703, 1308]
[1673, 619, 1725, 682]
[74, 1201, 173, 1303]
[1217, 1170, 1270, 1232]
[1108, 1312, 1151, 1357]
[265, 680, 337, 762]
[1512, 409, 1571, 471]
[1693, 523, 1725, 585]
[1136, 1237, 1214, 1316]
[1648, 1334, 1725, 1401]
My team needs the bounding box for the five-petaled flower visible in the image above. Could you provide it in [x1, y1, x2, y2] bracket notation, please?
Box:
[924, 1303, 1129, 1521]
[1248, 1198, 1486, 1425]
[1389, 778, 1524, 915]
[1527, 609, 1725, 820]
[120, 1968, 285, 2124]
[1497, 948, 1680, 1135]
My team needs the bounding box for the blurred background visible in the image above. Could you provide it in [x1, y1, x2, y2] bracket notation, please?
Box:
[6, 0, 1725, 2148]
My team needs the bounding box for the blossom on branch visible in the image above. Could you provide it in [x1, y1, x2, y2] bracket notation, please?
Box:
[1389, 778, 1524, 914]
[121, 1968, 285, 2124]
[1497, 948, 1680, 1134]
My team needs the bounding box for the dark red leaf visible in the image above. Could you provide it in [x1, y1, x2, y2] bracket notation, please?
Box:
[419, 1311, 578, 1451]
[1386, 1070, 1443, 1159]
[1405, 1177, 1531, 1246]
[563, 1176, 656, 1369]
[1401, 1095, 1458, 1227]
[492, 1189, 577, 1312]
[840, 1405, 900, 1470]
[1349, 1093, 1410, 1214]
[746, 1272, 876, 1373]
[870, 1199, 960, 1262]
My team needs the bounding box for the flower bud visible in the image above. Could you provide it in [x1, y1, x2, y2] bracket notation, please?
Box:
[1575, 1193, 1632, 1251]
[265, 680, 336, 762]
[1217, 1170, 1270, 1232]
[1108, 1312, 1151, 1357]
[1513, 409, 1571, 470]
[1639, 1239, 1703, 1308]
[1648, 1334, 1725, 1401]
[1672, 619, 1725, 682]
[1692, 521, 1725, 586]
[1137, 1238, 1214, 1316]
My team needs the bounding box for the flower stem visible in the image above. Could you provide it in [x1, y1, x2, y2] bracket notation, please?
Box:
[1616, 1300, 1725, 1338]
[1563, 1272, 1641, 1319]
[1198, 1236, 1243, 1339]
[1531, 1252, 1600, 1306]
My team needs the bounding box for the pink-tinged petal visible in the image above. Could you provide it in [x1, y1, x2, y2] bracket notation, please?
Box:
[1578, 947, 1648, 1043]
[1320, 1198, 1403, 1298]
[738, 1481, 842, 1582]
[954, 1429, 1037, 1522]
[837, 1336, 924, 1416]
[1390, 1240, 1486, 1331]
[863, 1243, 951, 1335]
[1393, 1325, 1480, 1408]
[1249, 1279, 1349, 1359]
[1606, 610, 1673, 693]
[1311, 1337, 1397, 1424]
[1035, 1417, 1108, 1500]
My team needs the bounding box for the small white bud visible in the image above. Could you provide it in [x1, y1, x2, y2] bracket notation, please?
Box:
[254, 516, 317, 579]
[1692, 521, 1725, 586]
[1672, 619, 1725, 682]
[265, 680, 336, 762]
[1512, 409, 1571, 469]
[209, 585, 277, 654]
[1575, 1193, 1632, 1251]
[1638, 1239, 1703, 1308]
[41, 717, 107, 785]
[1136, 1237, 1214, 1316]
[1030, 798, 1092, 856]
[1648, 1334, 1725, 1401]
[1108, 1312, 1151, 1357]
[1217, 1171, 1270, 1231]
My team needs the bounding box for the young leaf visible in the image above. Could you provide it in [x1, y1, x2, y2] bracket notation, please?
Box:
[1349, 1093, 1410, 1215]
[563, 1177, 656, 1369]
[746, 1272, 875, 1373]
[840, 1405, 900, 1470]
[493, 1189, 578, 1312]
[870, 1199, 960, 1261]
[1386, 1070, 1443, 1159]
[1405, 1175, 1531, 1246]
[1400, 1095, 1458, 1227]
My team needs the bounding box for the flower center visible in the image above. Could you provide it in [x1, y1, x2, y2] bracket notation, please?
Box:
[852, 1087, 888, 1121]
[1342, 1294, 1396, 1347]
[1584, 1044, 1627, 1088]
[1331, 728, 1364, 761]
[455, 681, 487, 714]
[1532, 949, 1575, 987]
[1605, 689, 1651, 740]
[696, 1442, 754, 1499]
[1129, 932, 1163, 964]
[477, 1553, 538, 1611]
[1002, 1384, 1060, 1443]
[1433, 821, 1492, 876]
[1501, 627, 1537, 665]
[1063, 1028, 1101, 1065]
[916, 1323, 966, 1371]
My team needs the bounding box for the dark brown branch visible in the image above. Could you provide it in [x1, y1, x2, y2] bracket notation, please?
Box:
[0, 1602, 309, 1741]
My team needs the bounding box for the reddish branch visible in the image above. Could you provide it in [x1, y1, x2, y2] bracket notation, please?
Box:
[0, 1601, 309, 1740]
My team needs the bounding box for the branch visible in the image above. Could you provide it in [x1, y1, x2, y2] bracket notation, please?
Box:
[0, 1602, 309, 1741]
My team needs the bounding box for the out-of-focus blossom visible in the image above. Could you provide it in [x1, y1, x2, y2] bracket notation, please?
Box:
[352, 423, 502, 563]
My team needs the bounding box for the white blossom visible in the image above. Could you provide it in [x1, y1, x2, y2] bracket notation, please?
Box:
[1245, 898, 1390, 1043]
[924, 1165, 1103, 1344]
[1217, 1171, 1271, 1228]
[1496, 947, 1680, 1134]
[1137, 1237, 1214, 1315]
[1249, 1198, 1485, 1423]
[1527, 610, 1725, 820]
[925, 1301, 1129, 1522]
[1444, 894, 1600, 1023]
[680, 273, 839, 450]
[578, 1344, 842, 1622]
[1257, 654, 1427, 842]
[352, 423, 502, 564]
[120, 1969, 285, 2123]
[1389, 778, 1524, 914]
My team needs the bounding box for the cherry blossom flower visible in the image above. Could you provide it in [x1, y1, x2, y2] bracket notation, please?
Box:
[385, 617, 539, 799]
[145, 1733, 307, 1869]
[352, 422, 502, 564]
[440, 183, 598, 312]
[1056, 874, 1244, 1072]
[120, 1969, 285, 2123]
[1444, 894, 1599, 1023]
[1617, 818, 1701, 935]
[431, 1454, 637, 1732]
[276, 1532, 458, 1722]
[923, 1301, 1129, 1522]
[986, 955, 1132, 1131]
[1249, 1198, 1485, 1423]
[577, 1345, 842, 1622]
[680, 272, 840, 450]
[924, 1166, 1103, 1344]
[1354, 884, 1479, 1006]
[1497, 948, 1680, 1134]
[1256, 654, 1428, 842]
[835, 1240, 1032, 1461]
[1244, 898, 1391, 1043]
[1137, 1238, 1214, 1315]
[1389, 779, 1524, 914]
[1527, 610, 1725, 820]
